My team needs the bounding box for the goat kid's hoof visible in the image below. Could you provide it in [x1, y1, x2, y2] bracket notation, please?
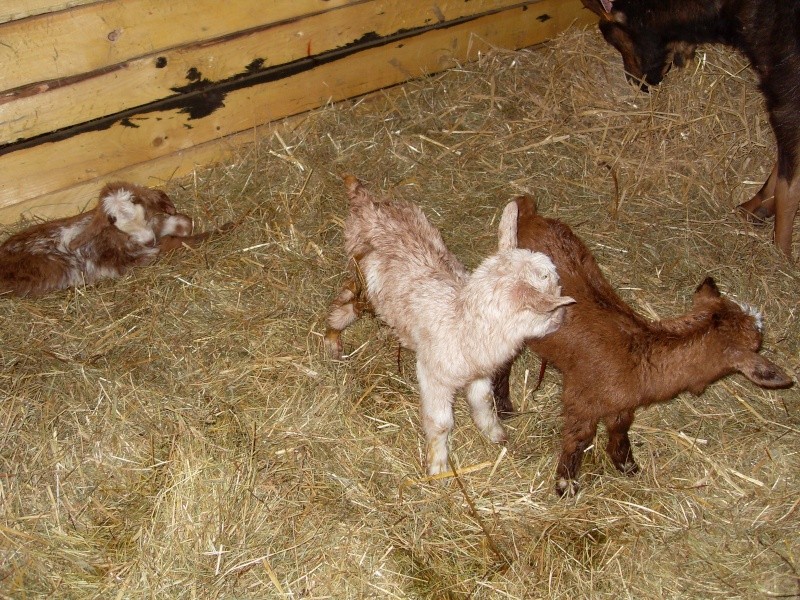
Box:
[426, 459, 449, 479]
[492, 396, 516, 419]
[484, 422, 507, 444]
[323, 331, 343, 360]
[617, 461, 640, 476]
[736, 202, 773, 225]
[555, 478, 579, 498]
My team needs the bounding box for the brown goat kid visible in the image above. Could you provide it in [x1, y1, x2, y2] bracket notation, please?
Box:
[326, 177, 574, 477]
[492, 196, 793, 496]
[581, 0, 800, 258]
[0, 181, 214, 297]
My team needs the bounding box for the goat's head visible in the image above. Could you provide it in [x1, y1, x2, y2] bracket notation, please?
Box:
[689, 277, 793, 391]
[581, 0, 696, 91]
[470, 248, 575, 340]
[492, 200, 575, 335]
[69, 183, 192, 251]
[511, 249, 575, 330]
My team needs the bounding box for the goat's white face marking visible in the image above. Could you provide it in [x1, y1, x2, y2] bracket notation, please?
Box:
[102, 188, 155, 245]
[734, 300, 764, 333]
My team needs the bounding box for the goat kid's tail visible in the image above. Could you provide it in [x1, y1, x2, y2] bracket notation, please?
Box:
[341, 175, 374, 210]
[513, 194, 538, 219]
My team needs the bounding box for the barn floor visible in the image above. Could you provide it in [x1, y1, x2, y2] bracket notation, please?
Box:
[1, 27, 798, 599]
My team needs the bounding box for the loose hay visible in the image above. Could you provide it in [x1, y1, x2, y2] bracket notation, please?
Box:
[1, 26, 798, 599]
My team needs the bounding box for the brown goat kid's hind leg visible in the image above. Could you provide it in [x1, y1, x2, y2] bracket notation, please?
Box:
[604, 410, 639, 475]
[739, 163, 778, 223]
[325, 276, 368, 359]
[491, 358, 515, 418]
[555, 415, 599, 496]
[773, 175, 800, 257]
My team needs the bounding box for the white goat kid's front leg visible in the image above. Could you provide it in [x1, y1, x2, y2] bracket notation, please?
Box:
[417, 363, 455, 476]
[465, 378, 507, 444]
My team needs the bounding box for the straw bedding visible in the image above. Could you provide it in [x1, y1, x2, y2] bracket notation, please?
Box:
[1, 26, 798, 599]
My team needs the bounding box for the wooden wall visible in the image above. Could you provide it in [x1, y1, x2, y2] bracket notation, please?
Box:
[0, 0, 594, 223]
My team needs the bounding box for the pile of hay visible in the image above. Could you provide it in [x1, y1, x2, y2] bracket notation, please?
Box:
[1, 25, 798, 599]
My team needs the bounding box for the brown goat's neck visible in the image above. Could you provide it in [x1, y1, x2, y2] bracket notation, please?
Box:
[636, 312, 728, 402]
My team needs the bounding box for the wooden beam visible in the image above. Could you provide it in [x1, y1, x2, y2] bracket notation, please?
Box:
[0, 1, 99, 24]
[0, 0, 360, 91]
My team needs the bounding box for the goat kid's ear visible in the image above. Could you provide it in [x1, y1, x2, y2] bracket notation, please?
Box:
[67, 211, 111, 251]
[516, 283, 576, 313]
[551, 294, 577, 310]
[581, 0, 613, 16]
[536, 292, 576, 314]
[154, 190, 176, 215]
[498, 201, 519, 251]
[734, 351, 794, 389]
[693, 277, 722, 304]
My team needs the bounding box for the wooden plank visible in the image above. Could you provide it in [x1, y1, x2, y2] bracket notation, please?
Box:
[0, 126, 262, 223]
[1, 0, 556, 144]
[0, 0, 361, 92]
[0, 1, 100, 24]
[0, 0, 593, 221]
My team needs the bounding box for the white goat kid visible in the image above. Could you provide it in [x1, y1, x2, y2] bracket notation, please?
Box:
[325, 176, 574, 476]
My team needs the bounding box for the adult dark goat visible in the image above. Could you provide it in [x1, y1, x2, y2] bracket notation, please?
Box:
[581, 0, 800, 258]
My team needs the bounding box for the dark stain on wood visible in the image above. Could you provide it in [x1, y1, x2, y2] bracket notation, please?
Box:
[246, 59, 265, 72]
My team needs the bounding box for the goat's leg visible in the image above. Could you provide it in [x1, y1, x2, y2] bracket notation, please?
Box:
[604, 410, 639, 475]
[490, 357, 516, 418]
[773, 172, 800, 257]
[465, 378, 507, 444]
[324, 275, 368, 359]
[158, 233, 210, 252]
[555, 412, 598, 496]
[739, 162, 777, 222]
[417, 363, 455, 476]
[157, 219, 235, 252]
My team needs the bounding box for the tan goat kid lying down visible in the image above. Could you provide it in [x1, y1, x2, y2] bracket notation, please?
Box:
[0, 181, 213, 297]
[325, 176, 574, 476]
[492, 196, 794, 496]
